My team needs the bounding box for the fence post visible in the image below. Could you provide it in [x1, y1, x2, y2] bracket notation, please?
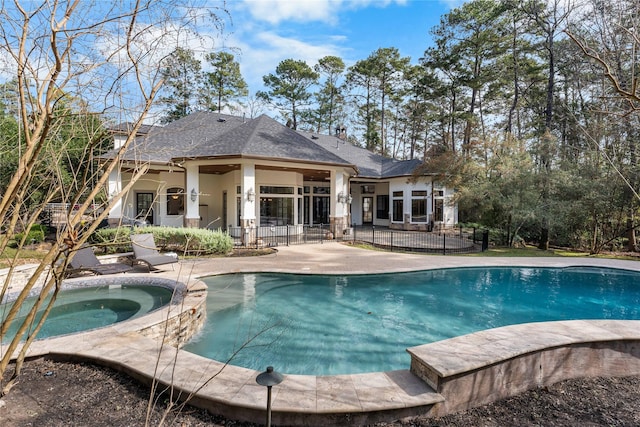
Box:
[372, 225, 375, 245]
[353, 224, 356, 241]
[286, 225, 290, 246]
[482, 230, 489, 251]
[390, 231, 393, 252]
[320, 223, 323, 244]
[443, 233, 446, 255]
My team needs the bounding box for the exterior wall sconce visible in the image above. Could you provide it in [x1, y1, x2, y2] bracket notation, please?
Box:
[247, 187, 256, 202]
[338, 192, 353, 204]
[190, 188, 197, 202]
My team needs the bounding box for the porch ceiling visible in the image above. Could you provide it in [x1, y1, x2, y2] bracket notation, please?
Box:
[198, 164, 331, 181]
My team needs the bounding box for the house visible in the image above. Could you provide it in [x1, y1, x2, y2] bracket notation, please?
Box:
[104, 112, 457, 237]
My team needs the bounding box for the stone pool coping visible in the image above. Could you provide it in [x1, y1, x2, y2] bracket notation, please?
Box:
[4, 243, 640, 426]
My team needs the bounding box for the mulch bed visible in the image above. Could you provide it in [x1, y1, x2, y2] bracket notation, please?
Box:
[1, 358, 639, 427]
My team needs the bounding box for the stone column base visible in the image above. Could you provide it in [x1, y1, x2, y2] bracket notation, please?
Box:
[241, 219, 256, 246]
[330, 216, 347, 237]
[184, 218, 200, 228]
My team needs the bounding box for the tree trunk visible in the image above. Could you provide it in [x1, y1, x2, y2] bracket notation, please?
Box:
[627, 212, 637, 252]
[538, 223, 549, 250]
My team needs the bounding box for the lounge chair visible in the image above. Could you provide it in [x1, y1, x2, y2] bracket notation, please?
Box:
[131, 233, 178, 271]
[68, 246, 133, 276]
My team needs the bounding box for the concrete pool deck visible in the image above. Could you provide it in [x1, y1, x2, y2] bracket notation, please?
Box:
[5, 242, 640, 426]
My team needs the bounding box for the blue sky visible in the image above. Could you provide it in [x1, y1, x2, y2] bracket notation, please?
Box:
[216, 0, 466, 93]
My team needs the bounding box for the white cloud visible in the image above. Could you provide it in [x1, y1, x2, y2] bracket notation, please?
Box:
[244, 0, 334, 24]
[437, 0, 467, 10]
[223, 30, 345, 91]
[239, 0, 407, 25]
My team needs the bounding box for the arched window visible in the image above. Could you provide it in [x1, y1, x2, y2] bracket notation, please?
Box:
[167, 187, 184, 215]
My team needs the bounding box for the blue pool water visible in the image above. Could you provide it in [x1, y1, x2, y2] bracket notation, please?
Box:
[2, 284, 174, 341]
[183, 267, 640, 375]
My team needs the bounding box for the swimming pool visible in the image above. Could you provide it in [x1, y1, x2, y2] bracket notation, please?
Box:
[183, 267, 640, 375]
[1, 279, 176, 341]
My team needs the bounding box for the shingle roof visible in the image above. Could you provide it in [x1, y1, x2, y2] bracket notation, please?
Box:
[104, 112, 423, 177]
[108, 112, 351, 167]
[297, 131, 423, 179]
[108, 122, 158, 136]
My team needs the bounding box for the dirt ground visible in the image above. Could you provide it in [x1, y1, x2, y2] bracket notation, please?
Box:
[1, 358, 639, 427]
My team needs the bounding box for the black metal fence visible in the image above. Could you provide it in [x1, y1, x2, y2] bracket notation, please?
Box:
[227, 224, 488, 254]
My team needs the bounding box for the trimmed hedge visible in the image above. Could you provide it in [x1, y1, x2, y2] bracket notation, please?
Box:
[13, 225, 47, 246]
[90, 227, 133, 254]
[91, 226, 233, 255]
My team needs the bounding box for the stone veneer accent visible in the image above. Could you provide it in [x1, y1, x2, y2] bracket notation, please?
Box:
[184, 217, 200, 228]
[407, 319, 640, 417]
[138, 290, 206, 347]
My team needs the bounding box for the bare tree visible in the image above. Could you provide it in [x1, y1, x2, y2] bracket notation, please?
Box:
[565, 0, 640, 251]
[0, 0, 226, 394]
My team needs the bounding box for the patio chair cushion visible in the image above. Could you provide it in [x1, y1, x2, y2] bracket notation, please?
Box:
[131, 233, 178, 270]
[68, 246, 133, 275]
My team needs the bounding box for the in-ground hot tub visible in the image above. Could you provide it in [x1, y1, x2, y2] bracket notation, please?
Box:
[1, 276, 185, 341]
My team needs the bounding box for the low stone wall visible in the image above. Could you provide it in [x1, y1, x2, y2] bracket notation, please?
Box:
[407, 320, 640, 417]
[138, 288, 207, 347]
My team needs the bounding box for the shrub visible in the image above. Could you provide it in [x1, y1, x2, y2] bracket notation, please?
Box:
[90, 227, 132, 254]
[133, 226, 233, 255]
[13, 225, 47, 246]
[91, 226, 233, 255]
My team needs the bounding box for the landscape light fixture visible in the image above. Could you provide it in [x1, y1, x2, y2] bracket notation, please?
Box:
[255, 366, 284, 427]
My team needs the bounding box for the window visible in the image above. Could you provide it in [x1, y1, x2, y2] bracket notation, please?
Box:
[260, 186, 294, 195]
[303, 196, 310, 225]
[412, 199, 427, 222]
[434, 188, 444, 222]
[313, 196, 330, 224]
[361, 185, 375, 194]
[136, 192, 154, 224]
[376, 195, 389, 219]
[411, 190, 427, 222]
[236, 197, 241, 226]
[434, 198, 444, 222]
[392, 191, 404, 222]
[313, 186, 330, 195]
[166, 187, 184, 215]
[260, 197, 293, 226]
[392, 199, 403, 222]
